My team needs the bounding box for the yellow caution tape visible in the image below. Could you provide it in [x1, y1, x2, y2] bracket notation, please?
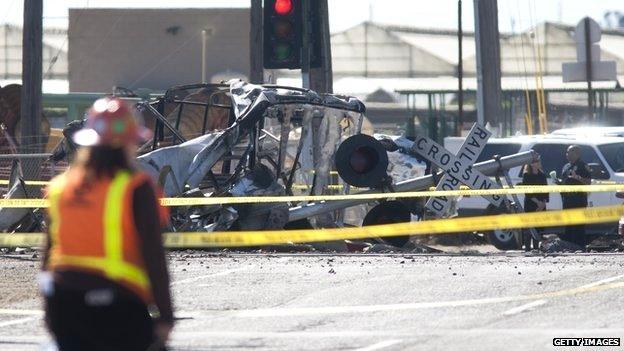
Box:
[163, 204, 624, 247]
[2, 184, 623, 208]
[0, 233, 46, 248]
[1, 204, 622, 248]
[0, 179, 563, 190]
[0, 199, 49, 208]
[0, 180, 352, 191]
[290, 184, 358, 190]
[296, 183, 621, 191]
[0, 180, 524, 190]
[593, 180, 619, 185]
[1, 175, 620, 192]
[0, 180, 51, 186]
[160, 184, 624, 207]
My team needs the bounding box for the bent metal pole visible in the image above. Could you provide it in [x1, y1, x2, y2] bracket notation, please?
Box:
[288, 150, 538, 222]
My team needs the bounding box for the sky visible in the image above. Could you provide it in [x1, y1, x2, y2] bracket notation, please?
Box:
[1, 0, 623, 34]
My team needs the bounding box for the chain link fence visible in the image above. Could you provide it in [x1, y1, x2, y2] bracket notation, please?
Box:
[0, 153, 68, 198]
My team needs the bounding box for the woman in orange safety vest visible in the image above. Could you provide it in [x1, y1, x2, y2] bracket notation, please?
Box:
[41, 97, 173, 351]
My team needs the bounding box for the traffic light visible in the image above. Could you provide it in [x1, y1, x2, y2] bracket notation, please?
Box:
[263, 0, 321, 69]
[264, 0, 301, 69]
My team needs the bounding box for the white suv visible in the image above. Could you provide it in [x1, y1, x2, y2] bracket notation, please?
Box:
[444, 134, 624, 249]
[551, 127, 624, 138]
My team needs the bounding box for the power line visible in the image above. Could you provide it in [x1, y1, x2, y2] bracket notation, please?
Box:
[43, 0, 90, 79]
[127, 31, 201, 89]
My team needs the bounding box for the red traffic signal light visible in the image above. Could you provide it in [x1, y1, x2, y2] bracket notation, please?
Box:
[274, 0, 293, 15]
[263, 0, 320, 69]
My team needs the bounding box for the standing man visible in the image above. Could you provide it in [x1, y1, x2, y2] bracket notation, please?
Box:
[557, 145, 591, 249]
[41, 98, 174, 350]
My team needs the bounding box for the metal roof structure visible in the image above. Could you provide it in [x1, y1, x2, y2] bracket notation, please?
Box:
[328, 21, 624, 79]
[278, 76, 623, 100]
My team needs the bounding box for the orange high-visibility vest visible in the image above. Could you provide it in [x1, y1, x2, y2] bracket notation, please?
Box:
[46, 169, 161, 303]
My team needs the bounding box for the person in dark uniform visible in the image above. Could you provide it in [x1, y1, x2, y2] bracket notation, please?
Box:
[557, 145, 591, 249]
[522, 160, 549, 213]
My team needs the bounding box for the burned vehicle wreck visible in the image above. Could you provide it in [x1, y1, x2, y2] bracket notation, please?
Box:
[134, 80, 370, 234]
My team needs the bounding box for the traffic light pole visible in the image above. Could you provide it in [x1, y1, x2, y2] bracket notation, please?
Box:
[473, 0, 502, 130]
[300, 0, 311, 89]
[457, 0, 463, 136]
[249, 0, 264, 83]
[584, 17, 594, 119]
[309, 0, 332, 94]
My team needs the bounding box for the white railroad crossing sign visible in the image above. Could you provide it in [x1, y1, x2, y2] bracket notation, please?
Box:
[411, 124, 503, 217]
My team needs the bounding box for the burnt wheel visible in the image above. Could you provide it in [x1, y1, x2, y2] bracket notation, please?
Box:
[484, 204, 522, 250]
[363, 201, 412, 248]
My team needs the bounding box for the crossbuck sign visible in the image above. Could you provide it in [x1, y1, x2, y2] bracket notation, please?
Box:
[408, 124, 503, 217]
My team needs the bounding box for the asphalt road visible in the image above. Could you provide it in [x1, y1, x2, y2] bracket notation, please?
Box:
[1, 250, 624, 350]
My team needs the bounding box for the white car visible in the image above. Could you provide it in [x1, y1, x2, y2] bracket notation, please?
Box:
[444, 134, 624, 249]
[551, 126, 624, 138]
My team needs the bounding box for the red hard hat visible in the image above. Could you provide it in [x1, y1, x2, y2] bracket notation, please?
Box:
[73, 97, 152, 147]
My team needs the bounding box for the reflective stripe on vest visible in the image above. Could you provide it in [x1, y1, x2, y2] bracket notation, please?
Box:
[48, 171, 150, 294]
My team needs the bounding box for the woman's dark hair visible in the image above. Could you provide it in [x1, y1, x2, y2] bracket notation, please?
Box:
[73, 145, 135, 180]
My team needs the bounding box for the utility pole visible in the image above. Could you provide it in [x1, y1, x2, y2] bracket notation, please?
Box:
[309, 0, 332, 93]
[456, 0, 463, 136]
[249, 0, 263, 84]
[21, 0, 43, 164]
[473, 0, 502, 131]
[583, 17, 594, 118]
